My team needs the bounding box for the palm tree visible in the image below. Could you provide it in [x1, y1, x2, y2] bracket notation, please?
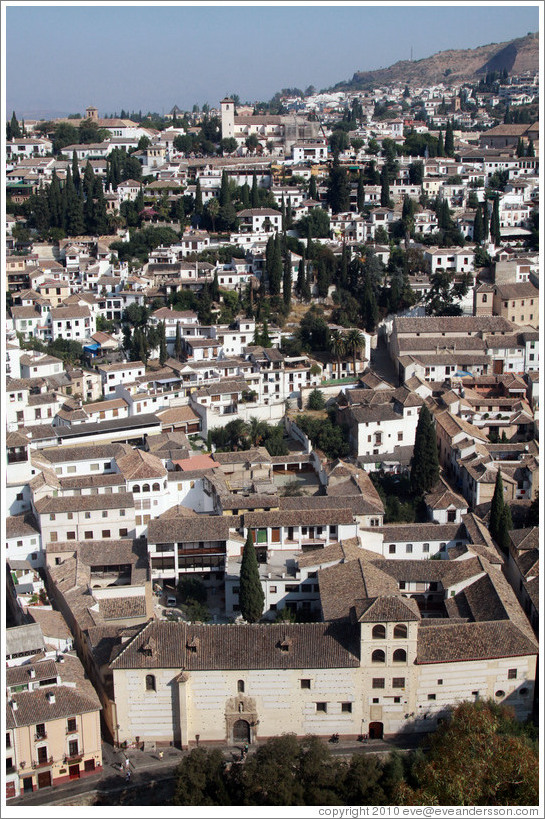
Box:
[329, 329, 346, 380]
[247, 416, 267, 447]
[346, 328, 366, 377]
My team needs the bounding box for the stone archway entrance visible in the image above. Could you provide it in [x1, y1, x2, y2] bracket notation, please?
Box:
[369, 721, 384, 739]
[233, 719, 251, 743]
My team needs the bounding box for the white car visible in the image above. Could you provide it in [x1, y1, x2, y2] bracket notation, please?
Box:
[166, 596, 177, 608]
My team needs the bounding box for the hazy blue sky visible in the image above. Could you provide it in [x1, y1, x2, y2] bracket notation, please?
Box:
[5, 2, 540, 118]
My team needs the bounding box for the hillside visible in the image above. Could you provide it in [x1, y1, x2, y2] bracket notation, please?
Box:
[331, 32, 539, 91]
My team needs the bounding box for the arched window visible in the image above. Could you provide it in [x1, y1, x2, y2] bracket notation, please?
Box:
[143, 484, 150, 493]
[393, 624, 407, 639]
[237, 680, 245, 693]
[372, 649, 385, 663]
[393, 649, 407, 663]
[132, 484, 140, 493]
[152, 482, 160, 492]
[372, 625, 386, 639]
[145, 674, 156, 691]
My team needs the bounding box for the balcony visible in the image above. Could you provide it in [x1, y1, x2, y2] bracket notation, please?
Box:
[32, 756, 53, 769]
[63, 753, 83, 764]
[34, 732, 47, 742]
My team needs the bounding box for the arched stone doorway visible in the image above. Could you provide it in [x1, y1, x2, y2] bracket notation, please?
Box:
[369, 721, 383, 739]
[233, 719, 251, 743]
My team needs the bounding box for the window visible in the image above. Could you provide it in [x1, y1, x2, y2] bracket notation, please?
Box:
[237, 680, 245, 693]
[341, 702, 352, 713]
[300, 679, 311, 689]
[85, 531, 93, 539]
[35, 723, 46, 739]
[508, 668, 517, 679]
[389, 544, 396, 554]
[397, 432, 403, 441]
[68, 739, 79, 757]
[102, 511, 108, 518]
[102, 530, 111, 538]
[495, 690, 505, 698]
[67, 718, 77, 733]
[145, 674, 156, 691]
[372, 678, 385, 689]
[85, 512, 91, 519]
[393, 624, 407, 639]
[372, 625, 386, 639]
[316, 702, 327, 712]
[423, 543, 430, 553]
[393, 649, 407, 662]
[119, 528, 128, 537]
[49, 514, 56, 521]
[120, 509, 126, 517]
[67, 512, 74, 520]
[406, 544, 413, 554]
[372, 649, 385, 663]
[437, 679, 443, 686]
[67, 531, 76, 540]
[392, 678, 405, 688]
[428, 693, 436, 701]
[50, 532, 58, 543]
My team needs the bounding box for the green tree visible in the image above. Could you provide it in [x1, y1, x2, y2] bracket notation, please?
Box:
[496, 502, 513, 553]
[207, 196, 220, 232]
[72, 150, 81, 193]
[380, 164, 391, 207]
[491, 194, 501, 245]
[307, 389, 325, 410]
[444, 119, 455, 157]
[158, 320, 168, 365]
[308, 174, 317, 201]
[410, 404, 439, 495]
[327, 157, 350, 214]
[250, 175, 259, 207]
[345, 328, 366, 376]
[423, 270, 471, 317]
[239, 530, 264, 623]
[473, 204, 484, 245]
[195, 178, 203, 216]
[489, 469, 505, 542]
[437, 129, 445, 157]
[283, 252, 292, 309]
[172, 747, 229, 805]
[396, 701, 538, 806]
[329, 329, 346, 378]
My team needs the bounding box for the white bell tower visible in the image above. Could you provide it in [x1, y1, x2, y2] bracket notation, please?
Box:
[220, 97, 235, 139]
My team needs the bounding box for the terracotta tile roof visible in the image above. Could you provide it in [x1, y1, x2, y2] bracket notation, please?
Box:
[6, 513, 40, 539]
[6, 658, 58, 688]
[354, 596, 421, 623]
[35, 492, 134, 514]
[99, 596, 147, 620]
[509, 527, 539, 552]
[318, 559, 398, 622]
[116, 449, 167, 480]
[147, 514, 234, 544]
[244, 508, 354, 527]
[8, 679, 101, 727]
[39, 442, 130, 464]
[416, 621, 537, 663]
[110, 621, 360, 670]
[393, 315, 515, 335]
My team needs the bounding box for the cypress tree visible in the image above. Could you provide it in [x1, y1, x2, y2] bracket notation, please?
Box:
[473, 204, 484, 245]
[250, 175, 259, 207]
[380, 164, 390, 207]
[159, 321, 168, 366]
[357, 171, 365, 212]
[445, 119, 454, 157]
[308, 174, 317, 201]
[516, 138, 525, 158]
[437, 130, 445, 157]
[72, 150, 81, 193]
[33, 184, 50, 235]
[483, 203, 489, 241]
[219, 170, 230, 207]
[241, 182, 250, 208]
[296, 257, 306, 297]
[195, 178, 203, 216]
[239, 530, 264, 623]
[286, 196, 293, 230]
[174, 322, 183, 360]
[491, 194, 501, 245]
[496, 503, 513, 553]
[489, 469, 505, 542]
[10, 111, 21, 139]
[269, 234, 282, 296]
[283, 253, 292, 309]
[361, 275, 378, 333]
[339, 242, 349, 289]
[93, 175, 109, 235]
[410, 404, 440, 495]
[48, 171, 63, 229]
[526, 140, 535, 157]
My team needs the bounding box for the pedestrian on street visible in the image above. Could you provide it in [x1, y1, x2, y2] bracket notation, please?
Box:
[126, 769, 131, 782]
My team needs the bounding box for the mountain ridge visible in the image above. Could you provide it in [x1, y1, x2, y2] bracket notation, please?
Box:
[329, 32, 539, 92]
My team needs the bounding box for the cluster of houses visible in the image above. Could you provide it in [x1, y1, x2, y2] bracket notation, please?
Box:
[4, 76, 539, 799]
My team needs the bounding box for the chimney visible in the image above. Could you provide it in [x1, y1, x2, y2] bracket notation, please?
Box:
[47, 691, 56, 704]
[11, 700, 18, 711]
[29, 668, 36, 679]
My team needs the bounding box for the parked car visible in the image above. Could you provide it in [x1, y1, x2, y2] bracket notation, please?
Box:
[166, 596, 177, 608]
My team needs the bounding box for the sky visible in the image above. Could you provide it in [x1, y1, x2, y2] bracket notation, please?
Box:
[4, 1, 541, 118]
